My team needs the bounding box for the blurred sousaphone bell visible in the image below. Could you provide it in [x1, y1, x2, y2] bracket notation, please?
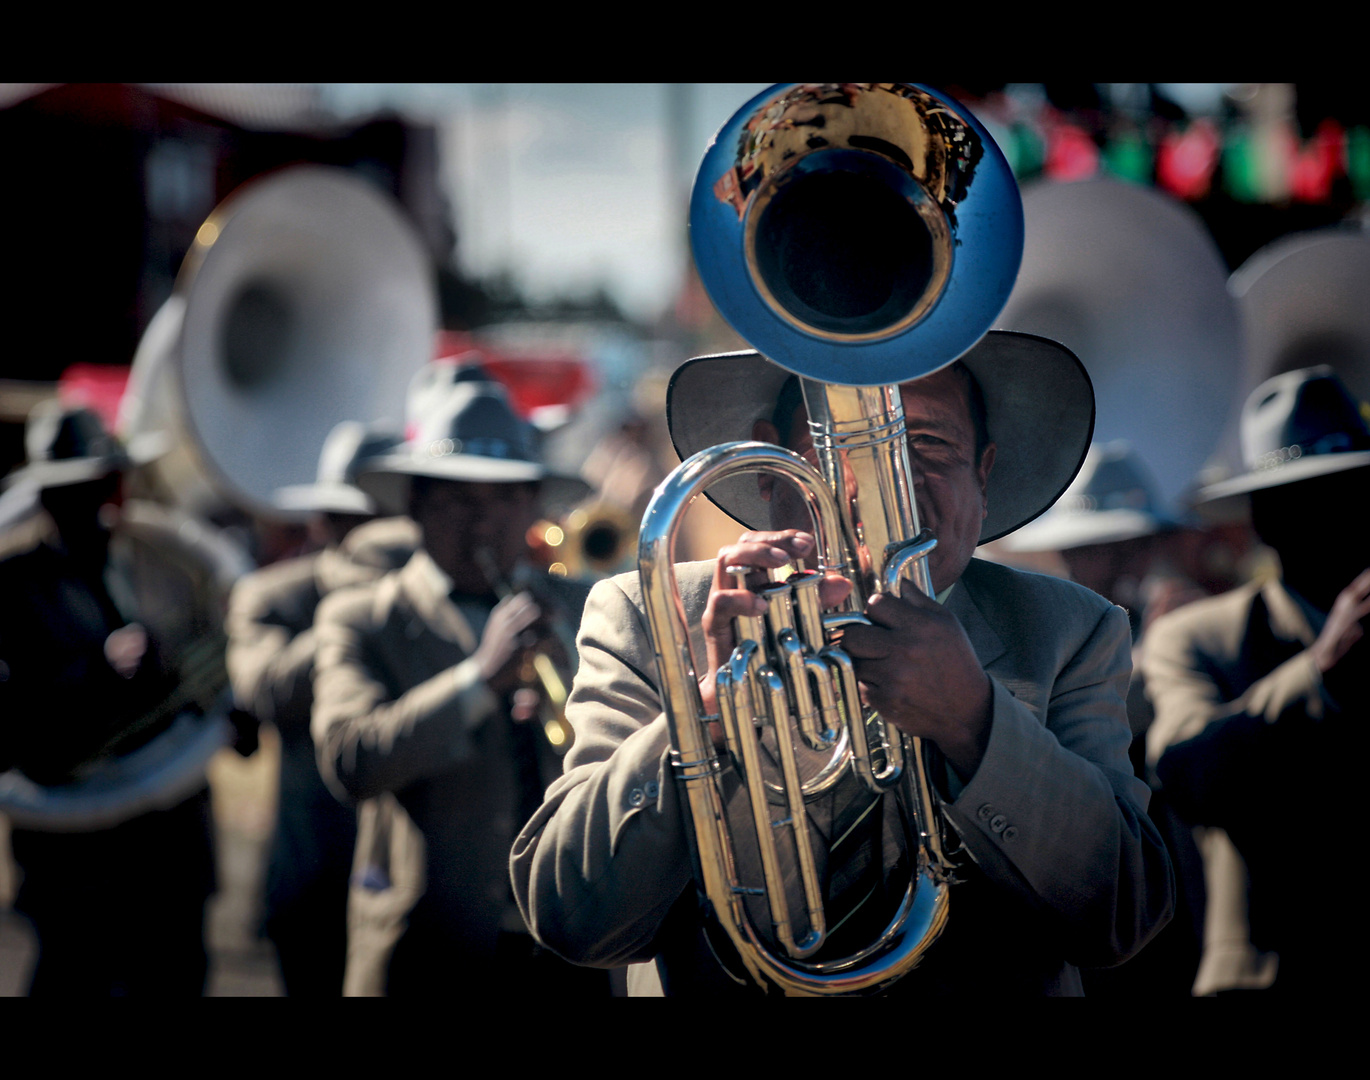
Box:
[119, 165, 437, 520]
[996, 178, 1244, 518]
[1228, 227, 1370, 406]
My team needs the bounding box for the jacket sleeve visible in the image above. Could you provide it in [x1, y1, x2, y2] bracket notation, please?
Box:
[225, 573, 317, 733]
[310, 585, 500, 804]
[1142, 601, 1329, 829]
[510, 574, 693, 967]
[512, 572, 1172, 972]
[941, 601, 1174, 968]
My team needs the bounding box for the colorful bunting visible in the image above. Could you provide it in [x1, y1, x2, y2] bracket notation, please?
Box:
[1044, 121, 1100, 182]
[1002, 100, 1365, 209]
[1157, 120, 1221, 201]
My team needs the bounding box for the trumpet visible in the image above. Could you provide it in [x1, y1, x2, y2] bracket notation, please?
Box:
[640, 82, 1024, 995]
[475, 548, 577, 754]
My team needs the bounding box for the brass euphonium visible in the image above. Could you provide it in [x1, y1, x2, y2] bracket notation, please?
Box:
[639, 83, 1024, 994]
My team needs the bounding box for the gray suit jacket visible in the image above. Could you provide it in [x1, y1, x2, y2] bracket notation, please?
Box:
[511, 557, 1173, 996]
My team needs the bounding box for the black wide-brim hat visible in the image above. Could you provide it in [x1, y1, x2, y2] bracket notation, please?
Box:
[998, 440, 1182, 553]
[4, 400, 169, 493]
[666, 330, 1095, 545]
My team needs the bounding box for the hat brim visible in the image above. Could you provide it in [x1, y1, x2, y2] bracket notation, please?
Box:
[5, 453, 129, 492]
[356, 453, 592, 518]
[998, 508, 1175, 553]
[273, 482, 377, 516]
[1198, 449, 1370, 503]
[666, 330, 1095, 545]
[4, 426, 172, 493]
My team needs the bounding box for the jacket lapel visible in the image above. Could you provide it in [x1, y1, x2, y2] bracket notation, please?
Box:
[1261, 577, 1318, 648]
[396, 549, 479, 654]
[946, 561, 1008, 671]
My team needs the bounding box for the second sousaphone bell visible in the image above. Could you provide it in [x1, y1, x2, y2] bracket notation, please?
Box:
[119, 166, 436, 520]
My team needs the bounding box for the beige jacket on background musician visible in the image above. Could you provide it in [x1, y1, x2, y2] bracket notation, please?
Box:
[312, 547, 591, 987]
[1143, 575, 1347, 995]
[226, 515, 422, 997]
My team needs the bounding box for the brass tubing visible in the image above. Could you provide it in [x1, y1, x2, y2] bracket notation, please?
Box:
[638, 440, 948, 994]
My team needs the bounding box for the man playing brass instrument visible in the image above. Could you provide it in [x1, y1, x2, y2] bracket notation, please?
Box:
[0, 403, 217, 995]
[310, 365, 611, 996]
[1144, 367, 1370, 996]
[512, 334, 1175, 996]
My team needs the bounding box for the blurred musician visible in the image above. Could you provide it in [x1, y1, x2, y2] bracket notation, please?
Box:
[310, 365, 611, 996]
[998, 442, 1205, 996]
[1144, 368, 1370, 995]
[225, 420, 417, 996]
[0, 402, 215, 996]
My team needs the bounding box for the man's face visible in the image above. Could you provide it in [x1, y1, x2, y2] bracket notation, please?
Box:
[1060, 535, 1158, 608]
[760, 367, 994, 593]
[412, 479, 541, 595]
[1250, 464, 1370, 605]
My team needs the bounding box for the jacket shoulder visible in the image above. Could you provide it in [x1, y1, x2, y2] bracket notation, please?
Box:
[231, 553, 318, 603]
[339, 516, 421, 574]
[1144, 580, 1263, 659]
[0, 513, 53, 566]
[227, 554, 323, 633]
[315, 565, 409, 634]
[600, 559, 714, 622]
[963, 556, 1117, 627]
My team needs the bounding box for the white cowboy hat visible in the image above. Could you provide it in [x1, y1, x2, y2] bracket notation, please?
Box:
[273, 420, 403, 516]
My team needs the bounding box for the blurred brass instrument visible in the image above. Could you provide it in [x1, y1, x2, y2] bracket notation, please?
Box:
[118, 165, 435, 520]
[475, 549, 578, 755]
[639, 83, 1024, 994]
[526, 500, 638, 579]
[0, 500, 252, 831]
[997, 177, 1244, 517]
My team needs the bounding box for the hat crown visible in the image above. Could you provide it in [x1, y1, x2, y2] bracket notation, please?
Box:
[406, 354, 486, 430]
[315, 421, 402, 486]
[1056, 442, 1169, 517]
[26, 402, 123, 466]
[405, 374, 538, 466]
[1240, 366, 1370, 473]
